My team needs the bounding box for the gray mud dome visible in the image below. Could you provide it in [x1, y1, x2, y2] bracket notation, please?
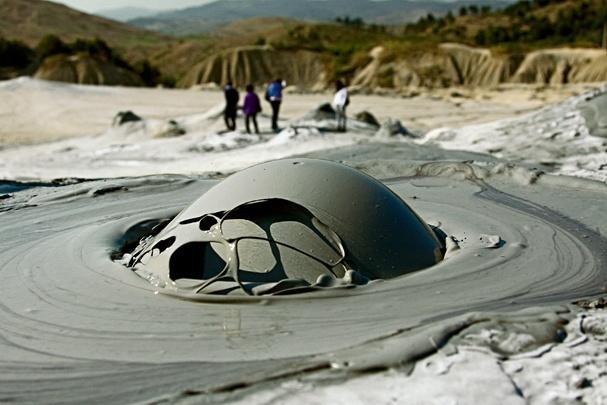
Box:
[126, 159, 443, 296]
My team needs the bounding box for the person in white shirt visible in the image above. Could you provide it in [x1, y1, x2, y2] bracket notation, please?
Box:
[333, 80, 349, 132]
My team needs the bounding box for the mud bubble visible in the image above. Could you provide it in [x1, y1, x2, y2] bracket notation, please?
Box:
[124, 159, 444, 296]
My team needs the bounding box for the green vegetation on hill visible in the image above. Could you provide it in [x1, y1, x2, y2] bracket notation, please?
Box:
[478, 0, 607, 47]
[269, 22, 390, 80]
[404, 0, 607, 50]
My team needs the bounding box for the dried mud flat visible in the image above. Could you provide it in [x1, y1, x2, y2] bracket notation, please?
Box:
[1, 78, 607, 404]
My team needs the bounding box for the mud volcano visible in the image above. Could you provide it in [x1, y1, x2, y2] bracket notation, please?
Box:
[126, 159, 444, 295]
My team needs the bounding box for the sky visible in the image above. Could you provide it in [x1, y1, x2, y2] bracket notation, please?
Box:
[50, 0, 217, 13]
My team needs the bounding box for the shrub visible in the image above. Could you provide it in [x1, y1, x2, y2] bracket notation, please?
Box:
[474, 30, 487, 46]
[133, 59, 161, 87]
[0, 37, 34, 68]
[36, 34, 69, 60]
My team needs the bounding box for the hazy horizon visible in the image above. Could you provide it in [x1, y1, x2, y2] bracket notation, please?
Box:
[50, 0, 485, 13]
[49, 0, 216, 13]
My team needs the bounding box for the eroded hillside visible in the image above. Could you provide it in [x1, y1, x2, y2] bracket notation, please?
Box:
[2, 0, 607, 90]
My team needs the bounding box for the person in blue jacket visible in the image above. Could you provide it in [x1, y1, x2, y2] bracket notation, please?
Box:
[265, 79, 284, 132]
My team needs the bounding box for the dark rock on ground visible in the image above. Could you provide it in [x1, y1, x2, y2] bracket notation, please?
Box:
[354, 111, 380, 128]
[113, 111, 142, 126]
[376, 118, 412, 137]
[303, 103, 336, 121]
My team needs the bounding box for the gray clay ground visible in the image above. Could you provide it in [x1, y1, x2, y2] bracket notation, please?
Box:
[1, 79, 607, 404]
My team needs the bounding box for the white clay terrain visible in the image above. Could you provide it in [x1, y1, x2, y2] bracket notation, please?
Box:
[1, 78, 607, 404]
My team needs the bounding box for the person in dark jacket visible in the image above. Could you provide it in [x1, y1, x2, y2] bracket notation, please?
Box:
[265, 78, 284, 132]
[224, 81, 239, 131]
[243, 84, 262, 134]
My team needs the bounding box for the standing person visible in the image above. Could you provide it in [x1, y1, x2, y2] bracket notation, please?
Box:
[265, 78, 284, 132]
[243, 84, 262, 134]
[333, 80, 349, 132]
[224, 81, 239, 131]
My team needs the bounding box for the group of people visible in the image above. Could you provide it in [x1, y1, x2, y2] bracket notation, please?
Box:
[223, 79, 350, 133]
[223, 79, 284, 134]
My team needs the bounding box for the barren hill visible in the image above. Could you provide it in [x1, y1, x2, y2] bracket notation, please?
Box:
[34, 53, 144, 86]
[180, 45, 325, 89]
[351, 44, 607, 89]
[0, 0, 165, 47]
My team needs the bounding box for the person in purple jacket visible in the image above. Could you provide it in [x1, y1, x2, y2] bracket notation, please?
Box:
[243, 84, 262, 134]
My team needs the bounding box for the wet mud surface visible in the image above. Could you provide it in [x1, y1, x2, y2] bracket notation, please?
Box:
[1, 162, 606, 403]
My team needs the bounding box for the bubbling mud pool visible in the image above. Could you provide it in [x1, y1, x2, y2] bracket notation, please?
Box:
[0, 160, 606, 403]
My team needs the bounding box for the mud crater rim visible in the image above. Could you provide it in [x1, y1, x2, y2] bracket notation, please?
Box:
[113, 211, 448, 299]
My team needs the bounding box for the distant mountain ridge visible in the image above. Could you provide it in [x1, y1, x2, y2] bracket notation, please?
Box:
[128, 0, 514, 36]
[96, 7, 160, 22]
